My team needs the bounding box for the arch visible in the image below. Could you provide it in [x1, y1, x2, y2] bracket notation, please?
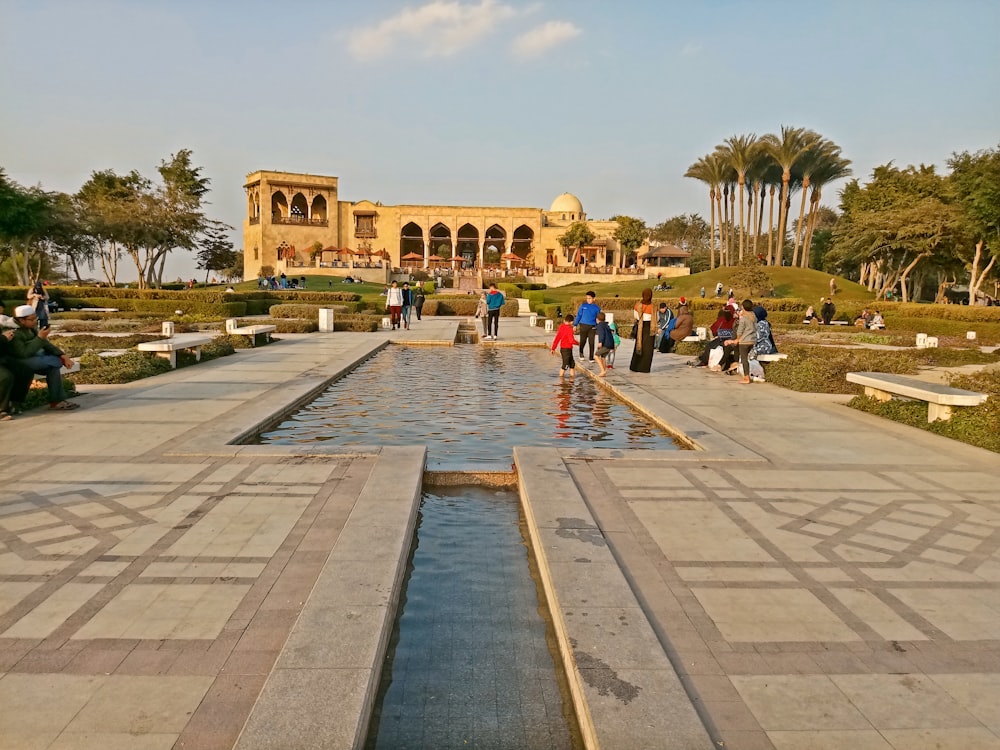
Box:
[484, 224, 506, 249]
[429, 223, 452, 259]
[511, 224, 534, 259]
[399, 221, 424, 259]
[290, 192, 308, 220]
[456, 223, 479, 264]
[310, 195, 327, 221]
[271, 191, 288, 220]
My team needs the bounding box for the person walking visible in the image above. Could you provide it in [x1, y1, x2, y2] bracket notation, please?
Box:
[400, 282, 413, 330]
[386, 281, 403, 330]
[629, 288, 655, 373]
[414, 283, 426, 320]
[550, 314, 579, 379]
[715, 281, 723, 298]
[27, 280, 50, 329]
[484, 283, 505, 340]
[476, 292, 490, 341]
[573, 290, 600, 362]
[594, 312, 616, 377]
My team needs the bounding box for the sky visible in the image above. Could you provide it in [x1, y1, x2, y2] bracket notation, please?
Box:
[2, 0, 999, 281]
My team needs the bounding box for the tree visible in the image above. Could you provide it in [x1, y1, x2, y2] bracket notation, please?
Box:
[832, 164, 961, 302]
[716, 134, 758, 262]
[195, 220, 237, 282]
[557, 221, 595, 264]
[760, 126, 818, 267]
[948, 144, 1000, 304]
[727, 256, 773, 297]
[683, 153, 727, 268]
[611, 215, 647, 267]
[222, 251, 244, 282]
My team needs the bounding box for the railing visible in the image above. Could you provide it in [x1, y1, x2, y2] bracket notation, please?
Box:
[354, 229, 377, 239]
[249, 216, 260, 225]
[271, 215, 329, 226]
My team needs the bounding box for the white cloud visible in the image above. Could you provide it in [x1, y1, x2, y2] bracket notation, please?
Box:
[511, 20, 581, 59]
[347, 0, 521, 61]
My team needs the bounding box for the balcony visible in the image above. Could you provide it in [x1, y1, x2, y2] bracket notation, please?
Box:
[249, 216, 260, 225]
[272, 215, 329, 227]
[354, 229, 377, 239]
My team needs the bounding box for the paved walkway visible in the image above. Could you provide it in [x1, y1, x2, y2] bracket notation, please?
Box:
[0, 316, 998, 749]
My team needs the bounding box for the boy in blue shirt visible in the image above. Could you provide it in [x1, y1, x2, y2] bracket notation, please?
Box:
[484, 283, 505, 340]
[573, 290, 601, 362]
[594, 312, 616, 377]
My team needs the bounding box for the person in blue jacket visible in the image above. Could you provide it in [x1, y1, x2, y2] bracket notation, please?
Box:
[484, 283, 505, 340]
[572, 290, 601, 362]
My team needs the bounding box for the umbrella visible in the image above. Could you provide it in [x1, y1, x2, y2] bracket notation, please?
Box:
[400, 252, 425, 261]
[501, 252, 522, 261]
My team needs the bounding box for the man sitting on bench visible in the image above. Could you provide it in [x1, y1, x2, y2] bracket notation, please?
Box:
[10, 305, 79, 411]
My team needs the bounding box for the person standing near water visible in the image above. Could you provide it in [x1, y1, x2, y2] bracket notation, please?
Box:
[386, 281, 403, 330]
[475, 293, 489, 338]
[484, 283, 505, 340]
[400, 282, 413, 330]
[414, 283, 426, 320]
[573, 290, 600, 362]
[629, 288, 655, 373]
[550, 314, 579, 379]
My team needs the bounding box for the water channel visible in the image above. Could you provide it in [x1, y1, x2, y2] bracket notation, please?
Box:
[256, 345, 679, 748]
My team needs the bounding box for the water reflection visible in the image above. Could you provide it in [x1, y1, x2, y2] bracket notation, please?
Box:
[257, 346, 677, 469]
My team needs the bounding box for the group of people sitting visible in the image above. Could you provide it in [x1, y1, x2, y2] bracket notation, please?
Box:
[686, 298, 777, 384]
[1, 302, 79, 419]
[854, 308, 886, 329]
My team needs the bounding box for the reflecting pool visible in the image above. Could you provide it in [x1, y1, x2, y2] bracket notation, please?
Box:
[257, 345, 679, 469]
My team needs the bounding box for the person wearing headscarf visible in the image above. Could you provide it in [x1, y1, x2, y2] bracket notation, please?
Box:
[751, 305, 777, 358]
[691, 306, 734, 367]
[629, 288, 655, 373]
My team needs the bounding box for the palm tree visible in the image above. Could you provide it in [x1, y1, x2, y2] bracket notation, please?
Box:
[761, 126, 816, 267]
[684, 152, 727, 269]
[791, 139, 832, 267]
[716, 134, 758, 262]
[746, 150, 774, 260]
[801, 151, 852, 264]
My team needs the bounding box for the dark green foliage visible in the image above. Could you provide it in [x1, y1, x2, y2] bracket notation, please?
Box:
[273, 319, 319, 333]
[72, 350, 174, 383]
[422, 299, 518, 316]
[268, 303, 349, 319]
[49, 334, 158, 356]
[765, 345, 920, 393]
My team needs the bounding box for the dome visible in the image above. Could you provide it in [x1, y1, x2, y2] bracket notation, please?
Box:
[549, 192, 583, 214]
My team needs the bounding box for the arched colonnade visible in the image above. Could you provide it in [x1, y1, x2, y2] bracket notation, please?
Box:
[399, 221, 536, 268]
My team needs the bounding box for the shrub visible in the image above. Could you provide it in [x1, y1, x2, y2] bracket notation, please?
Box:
[765, 345, 921, 394]
[49, 333, 158, 356]
[268, 303, 348, 319]
[72, 350, 173, 384]
[273, 318, 319, 333]
[335, 314, 381, 332]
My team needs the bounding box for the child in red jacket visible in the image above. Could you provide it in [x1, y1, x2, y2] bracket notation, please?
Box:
[550, 314, 579, 379]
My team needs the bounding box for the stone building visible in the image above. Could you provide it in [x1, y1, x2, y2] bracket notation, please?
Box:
[243, 170, 686, 286]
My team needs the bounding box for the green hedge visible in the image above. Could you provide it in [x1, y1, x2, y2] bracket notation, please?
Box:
[422, 299, 519, 316]
[268, 303, 350, 319]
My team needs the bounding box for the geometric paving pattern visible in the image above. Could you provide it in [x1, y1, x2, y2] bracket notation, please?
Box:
[574, 462, 1000, 750]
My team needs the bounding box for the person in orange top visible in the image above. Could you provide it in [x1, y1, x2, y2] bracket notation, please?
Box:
[550, 314, 580, 379]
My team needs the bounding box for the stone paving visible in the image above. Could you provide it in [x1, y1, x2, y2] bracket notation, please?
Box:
[0, 316, 997, 750]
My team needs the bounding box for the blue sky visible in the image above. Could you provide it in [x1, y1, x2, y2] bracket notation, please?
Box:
[2, 0, 998, 280]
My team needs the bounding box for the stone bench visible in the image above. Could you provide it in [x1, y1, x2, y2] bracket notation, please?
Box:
[137, 333, 213, 369]
[756, 353, 788, 363]
[225, 318, 276, 347]
[846, 371, 988, 422]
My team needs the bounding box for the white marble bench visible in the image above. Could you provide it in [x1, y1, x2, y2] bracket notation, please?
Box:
[756, 353, 788, 363]
[846, 371, 988, 422]
[225, 318, 276, 346]
[137, 333, 213, 369]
